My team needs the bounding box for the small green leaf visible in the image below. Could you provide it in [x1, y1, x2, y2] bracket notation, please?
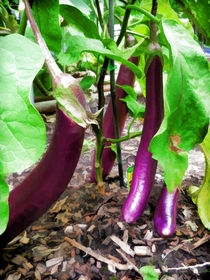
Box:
[140, 266, 159, 280]
[80, 75, 95, 91]
[0, 176, 9, 235]
[0, 34, 46, 174]
[58, 35, 142, 78]
[118, 85, 145, 118]
[33, 0, 62, 54]
[149, 19, 209, 192]
[60, 5, 100, 39]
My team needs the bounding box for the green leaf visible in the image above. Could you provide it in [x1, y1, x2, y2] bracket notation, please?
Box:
[140, 266, 159, 280]
[177, 0, 210, 44]
[66, 0, 94, 20]
[198, 129, 210, 229]
[79, 75, 95, 91]
[0, 34, 46, 174]
[0, 176, 9, 235]
[117, 85, 145, 118]
[149, 19, 209, 192]
[188, 129, 210, 230]
[58, 35, 142, 78]
[137, 0, 180, 22]
[32, 0, 62, 54]
[60, 5, 100, 39]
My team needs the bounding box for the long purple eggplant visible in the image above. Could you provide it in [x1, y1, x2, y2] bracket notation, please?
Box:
[154, 184, 179, 236]
[0, 104, 85, 246]
[90, 55, 139, 182]
[122, 55, 164, 223]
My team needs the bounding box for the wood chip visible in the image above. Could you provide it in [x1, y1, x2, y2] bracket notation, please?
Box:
[46, 256, 63, 268]
[64, 237, 133, 271]
[110, 235, 135, 257]
[134, 246, 152, 256]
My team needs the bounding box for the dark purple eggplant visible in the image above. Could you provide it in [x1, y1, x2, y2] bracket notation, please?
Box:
[154, 184, 179, 236]
[0, 105, 85, 246]
[122, 55, 164, 223]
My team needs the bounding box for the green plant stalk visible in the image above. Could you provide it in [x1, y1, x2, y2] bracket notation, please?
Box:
[93, 0, 135, 184]
[126, 4, 160, 25]
[18, 9, 27, 35]
[109, 0, 125, 187]
[34, 77, 50, 97]
[105, 130, 142, 144]
[95, 0, 104, 30]
[94, 127, 105, 185]
[116, 0, 136, 46]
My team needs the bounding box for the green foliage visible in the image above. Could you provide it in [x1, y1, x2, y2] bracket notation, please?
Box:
[140, 266, 159, 280]
[189, 130, 210, 230]
[60, 5, 100, 39]
[118, 85, 145, 118]
[0, 34, 46, 234]
[176, 0, 210, 44]
[58, 35, 142, 78]
[0, 176, 9, 235]
[32, 0, 62, 54]
[149, 19, 210, 192]
[79, 75, 95, 92]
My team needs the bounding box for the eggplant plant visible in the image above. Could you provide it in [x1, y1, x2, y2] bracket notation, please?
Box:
[0, 0, 209, 245]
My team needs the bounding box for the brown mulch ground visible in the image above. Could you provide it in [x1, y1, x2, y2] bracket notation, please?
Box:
[0, 102, 209, 280]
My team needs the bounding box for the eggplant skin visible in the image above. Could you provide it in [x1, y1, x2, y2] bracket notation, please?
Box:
[90, 55, 139, 182]
[122, 56, 164, 223]
[154, 184, 179, 237]
[0, 107, 85, 246]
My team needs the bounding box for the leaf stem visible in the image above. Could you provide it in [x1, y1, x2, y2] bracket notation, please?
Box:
[126, 4, 160, 25]
[105, 130, 142, 144]
[95, 0, 104, 30]
[18, 9, 27, 35]
[24, 0, 64, 86]
[116, 0, 136, 46]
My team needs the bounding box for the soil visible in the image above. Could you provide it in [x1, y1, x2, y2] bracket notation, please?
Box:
[0, 99, 209, 280]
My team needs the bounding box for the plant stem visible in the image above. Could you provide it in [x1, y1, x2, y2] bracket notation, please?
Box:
[127, 116, 137, 135]
[24, 0, 68, 87]
[93, 126, 105, 185]
[116, 0, 136, 46]
[34, 77, 50, 97]
[105, 130, 142, 144]
[150, 0, 158, 43]
[126, 4, 160, 25]
[95, 0, 104, 30]
[18, 9, 27, 35]
[109, 0, 125, 187]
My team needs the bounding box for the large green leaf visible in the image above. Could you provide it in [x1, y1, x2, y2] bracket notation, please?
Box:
[138, 0, 180, 22]
[0, 34, 46, 174]
[32, 0, 62, 54]
[58, 35, 142, 78]
[149, 19, 209, 192]
[176, 0, 210, 44]
[60, 5, 100, 39]
[0, 176, 9, 235]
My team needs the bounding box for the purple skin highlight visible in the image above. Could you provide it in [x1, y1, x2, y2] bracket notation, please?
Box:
[154, 184, 179, 236]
